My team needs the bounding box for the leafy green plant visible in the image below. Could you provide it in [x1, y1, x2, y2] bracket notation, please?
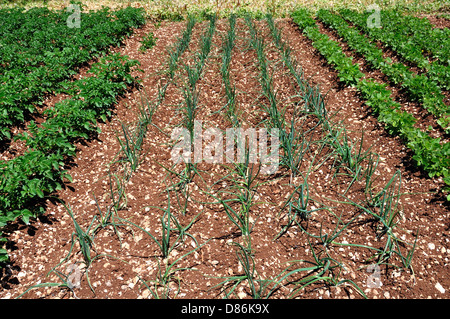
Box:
[316, 9, 449, 132]
[0, 52, 142, 266]
[0, 6, 146, 141]
[0, 231, 8, 263]
[339, 8, 450, 90]
[139, 32, 157, 52]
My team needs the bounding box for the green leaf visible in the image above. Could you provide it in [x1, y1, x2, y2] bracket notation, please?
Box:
[36, 187, 44, 198]
[63, 173, 73, 183]
[0, 249, 9, 262]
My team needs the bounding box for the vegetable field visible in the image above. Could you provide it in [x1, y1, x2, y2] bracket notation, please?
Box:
[0, 1, 449, 300]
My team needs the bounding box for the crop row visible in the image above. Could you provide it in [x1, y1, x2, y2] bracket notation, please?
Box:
[315, 9, 450, 132]
[0, 53, 142, 263]
[0, 6, 146, 140]
[342, 9, 450, 67]
[220, 14, 238, 126]
[291, 9, 450, 193]
[338, 9, 450, 90]
[232, 14, 415, 297]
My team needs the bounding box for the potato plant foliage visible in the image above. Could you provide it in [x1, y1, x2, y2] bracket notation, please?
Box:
[0, 6, 146, 263]
[0, 5, 146, 140]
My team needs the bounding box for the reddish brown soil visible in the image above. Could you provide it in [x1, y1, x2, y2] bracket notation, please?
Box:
[418, 13, 450, 29]
[0, 17, 449, 300]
